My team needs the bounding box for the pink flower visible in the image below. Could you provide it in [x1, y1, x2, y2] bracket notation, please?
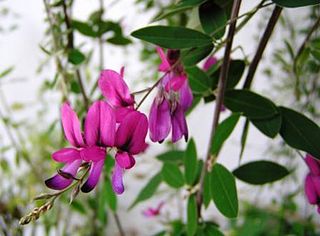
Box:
[142, 202, 164, 218]
[45, 101, 116, 193]
[202, 56, 217, 72]
[304, 154, 320, 214]
[98, 68, 135, 122]
[149, 47, 193, 143]
[112, 110, 148, 194]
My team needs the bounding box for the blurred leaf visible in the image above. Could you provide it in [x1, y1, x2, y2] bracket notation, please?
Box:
[184, 138, 198, 185]
[107, 36, 132, 45]
[180, 0, 207, 7]
[279, 106, 320, 159]
[129, 172, 162, 209]
[210, 163, 238, 218]
[131, 26, 212, 49]
[211, 113, 240, 155]
[0, 159, 9, 173]
[0, 66, 14, 79]
[199, 1, 227, 39]
[156, 150, 185, 163]
[187, 194, 198, 236]
[162, 163, 185, 188]
[251, 113, 282, 138]
[233, 160, 289, 185]
[104, 177, 117, 211]
[11, 102, 24, 111]
[224, 90, 279, 119]
[185, 66, 211, 95]
[70, 200, 86, 215]
[68, 49, 85, 65]
[72, 20, 96, 37]
[239, 119, 249, 160]
[202, 222, 224, 236]
[182, 44, 214, 66]
[70, 80, 81, 94]
[272, 0, 320, 7]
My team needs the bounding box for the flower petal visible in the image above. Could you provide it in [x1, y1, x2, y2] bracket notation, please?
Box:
[171, 104, 188, 143]
[45, 159, 82, 190]
[156, 47, 170, 72]
[80, 146, 106, 162]
[165, 73, 187, 92]
[81, 159, 104, 193]
[98, 69, 134, 108]
[203, 56, 217, 71]
[305, 154, 320, 176]
[179, 80, 193, 111]
[85, 101, 116, 147]
[52, 148, 81, 163]
[115, 151, 135, 169]
[112, 163, 124, 194]
[149, 97, 171, 143]
[305, 174, 318, 204]
[61, 103, 84, 147]
[115, 106, 134, 123]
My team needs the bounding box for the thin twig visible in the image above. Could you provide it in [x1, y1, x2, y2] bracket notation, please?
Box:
[196, 0, 242, 218]
[113, 212, 125, 236]
[243, 6, 283, 89]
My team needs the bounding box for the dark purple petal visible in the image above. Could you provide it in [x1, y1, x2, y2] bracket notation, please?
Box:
[305, 154, 320, 176]
[112, 163, 124, 194]
[115, 111, 148, 154]
[85, 101, 116, 147]
[305, 174, 318, 204]
[52, 148, 81, 163]
[45, 159, 82, 190]
[61, 103, 84, 147]
[149, 97, 171, 143]
[115, 151, 135, 169]
[80, 146, 106, 162]
[156, 47, 170, 72]
[81, 159, 104, 193]
[98, 69, 134, 108]
[171, 104, 188, 143]
[179, 80, 193, 111]
[203, 56, 217, 71]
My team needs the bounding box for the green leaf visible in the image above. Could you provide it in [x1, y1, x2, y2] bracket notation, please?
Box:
[104, 177, 117, 211]
[0, 66, 14, 79]
[224, 89, 279, 119]
[182, 44, 214, 66]
[179, 0, 207, 7]
[162, 163, 185, 188]
[203, 222, 224, 236]
[131, 26, 212, 49]
[203, 172, 211, 208]
[156, 150, 185, 163]
[251, 113, 282, 138]
[187, 194, 198, 236]
[211, 113, 240, 155]
[272, 0, 320, 8]
[279, 106, 320, 159]
[70, 200, 86, 215]
[233, 160, 290, 185]
[210, 163, 238, 218]
[185, 138, 198, 185]
[185, 66, 211, 95]
[199, 1, 227, 39]
[68, 49, 85, 65]
[107, 36, 132, 45]
[129, 172, 162, 209]
[72, 20, 97, 37]
[239, 119, 249, 161]
[153, 5, 192, 21]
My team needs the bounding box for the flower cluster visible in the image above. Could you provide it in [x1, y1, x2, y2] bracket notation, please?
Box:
[304, 154, 320, 214]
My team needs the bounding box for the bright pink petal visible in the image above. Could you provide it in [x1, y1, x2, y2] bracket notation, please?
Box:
[80, 146, 106, 162]
[305, 174, 318, 204]
[115, 106, 134, 123]
[156, 47, 170, 72]
[45, 159, 82, 190]
[115, 151, 135, 169]
[171, 104, 188, 143]
[81, 159, 104, 193]
[203, 56, 217, 71]
[112, 163, 124, 194]
[98, 69, 134, 108]
[85, 101, 116, 147]
[179, 80, 193, 111]
[143, 208, 157, 218]
[165, 73, 187, 92]
[149, 97, 171, 143]
[52, 148, 80, 163]
[61, 103, 84, 147]
[305, 154, 320, 176]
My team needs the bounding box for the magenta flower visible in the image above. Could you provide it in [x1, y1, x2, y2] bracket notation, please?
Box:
[112, 110, 148, 194]
[142, 201, 164, 218]
[202, 56, 217, 72]
[149, 47, 193, 143]
[45, 101, 116, 193]
[304, 154, 320, 214]
[98, 68, 135, 122]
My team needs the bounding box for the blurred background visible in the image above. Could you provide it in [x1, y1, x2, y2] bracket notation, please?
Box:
[0, 0, 319, 235]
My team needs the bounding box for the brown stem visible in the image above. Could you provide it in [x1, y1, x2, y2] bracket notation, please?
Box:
[196, 0, 242, 218]
[243, 6, 283, 89]
[113, 212, 125, 236]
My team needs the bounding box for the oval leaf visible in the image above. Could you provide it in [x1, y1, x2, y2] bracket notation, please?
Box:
[162, 163, 185, 188]
[233, 160, 289, 185]
[182, 44, 214, 66]
[156, 150, 185, 163]
[210, 163, 238, 218]
[185, 138, 198, 185]
[131, 26, 212, 49]
[187, 194, 198, 236]
[251, 113, 282, 138]
[224, 89, 279, 119]
[279, 106, 320, 159]
[185, 66, 211, 95]
[272, 0, 320, 7]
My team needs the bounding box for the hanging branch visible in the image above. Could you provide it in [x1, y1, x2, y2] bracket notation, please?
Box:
[196, 0, 242, 218]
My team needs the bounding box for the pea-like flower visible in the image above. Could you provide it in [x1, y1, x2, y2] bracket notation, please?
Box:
[142, 201, 164, 218]
[45, 101, 116, 193]
[149, 47, 193, 143]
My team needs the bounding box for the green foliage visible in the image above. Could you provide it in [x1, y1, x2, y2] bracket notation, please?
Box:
[184, 138, 198, 186]
[162, 163, 185, 188]
[182, 44, 214, 66]
[187, 194, 198, 236]
[272, 0, 320, 7]
[233, 160, 289, 185]
[185, 66, 211, 95]
[156, 150, 185, 163]
[131, 26, 212, 49]
[68, 49, 85, 65]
